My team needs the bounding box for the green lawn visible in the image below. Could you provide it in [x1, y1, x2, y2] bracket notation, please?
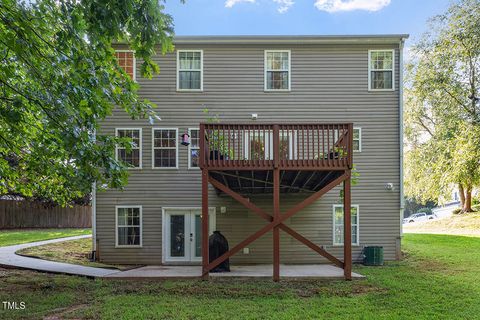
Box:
[17, 237, 133, 270]
[0, 229, 91, 247]
[0, 233, 479, 319]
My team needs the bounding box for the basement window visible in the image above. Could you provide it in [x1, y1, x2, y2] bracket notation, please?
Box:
[333, 204, 359, 246]
[116, 206, 142, 247]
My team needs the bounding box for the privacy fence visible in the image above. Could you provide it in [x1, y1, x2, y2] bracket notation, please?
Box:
[0, 200, 91, 229]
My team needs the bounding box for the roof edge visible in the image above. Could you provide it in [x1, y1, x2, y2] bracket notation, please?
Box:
[173, 34, 409, 45]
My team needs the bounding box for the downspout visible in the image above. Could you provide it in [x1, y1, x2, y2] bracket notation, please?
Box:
[91, 129, 97, 261]
[91, 181, 97, 260]
[399, 38, 406, 236]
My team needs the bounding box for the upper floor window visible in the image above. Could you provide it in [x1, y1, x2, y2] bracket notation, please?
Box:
[115, 50, 136, 81]
[368, 50, 394, 91]
[333, 205, 359, 246]
[177, 50, 203, 91]
[116, 128, 142, 169]
[152, 128, 178, 169]
[265, 50, 291, 91]
[188, 128, 200, 169]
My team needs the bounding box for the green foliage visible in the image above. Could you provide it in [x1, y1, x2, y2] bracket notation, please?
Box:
[404, 0, 480, 204]
[416, 207, 433, 214]
[0, 0, 178, 205]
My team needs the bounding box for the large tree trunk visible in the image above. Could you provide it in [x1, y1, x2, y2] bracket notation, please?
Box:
[458, 183, 466, 207]
[463, 187, 473, 213]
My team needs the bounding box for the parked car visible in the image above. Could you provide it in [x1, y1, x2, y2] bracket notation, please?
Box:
[403, 213, 430, 224]
[426, 212, 437, 220]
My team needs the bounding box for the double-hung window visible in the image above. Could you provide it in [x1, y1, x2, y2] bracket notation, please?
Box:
[368, 50, 394, 91]
[116, 206, 142, 247]
[353, 128, 362, 152]
[188, 128, 200, 169]
[152, 128, 178, 169]
[265, 50, 291, 91]
[116, 128, 142, 168]
[333, 205, 359, 246]
[177, 50, 203, 91]
[114, 50, 136, 81]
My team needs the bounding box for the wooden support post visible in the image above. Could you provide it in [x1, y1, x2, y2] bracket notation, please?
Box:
[273, 125, 280, 281]
[273, 167, 280, 281]
[343, 173, 352, 280]
[202, 169, 209, 280]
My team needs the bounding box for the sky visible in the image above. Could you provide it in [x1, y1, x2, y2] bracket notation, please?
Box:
[164, 0, 452, 46]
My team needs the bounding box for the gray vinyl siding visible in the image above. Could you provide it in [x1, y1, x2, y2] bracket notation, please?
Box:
[96, 41, 401, 265]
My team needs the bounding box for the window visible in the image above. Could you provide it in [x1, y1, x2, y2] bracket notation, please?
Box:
[333, 205, 359, 246]
[188, 128, 200, 169]
[369, 50, 394, 90]
[114, 50, 136, 81]
[177, 50, 203, 91]
[353, 128, 362, 152]
[116, 206, 142, 247]
[152, 128, 178, 168]
[116, 128, 142, 168]
[265, 50, 291, 91]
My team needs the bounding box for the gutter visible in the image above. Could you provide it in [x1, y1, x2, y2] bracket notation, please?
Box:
[173, 34, 410, 45]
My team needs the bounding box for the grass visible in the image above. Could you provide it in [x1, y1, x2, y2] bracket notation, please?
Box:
[404, 211, 480, 236]
[0, 233, 479, 319]
[0, 229, 91, 247]
[17, 237, 133, 270]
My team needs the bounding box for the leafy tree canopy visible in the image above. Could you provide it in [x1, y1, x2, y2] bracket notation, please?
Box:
[0, 0, 179, 205]
[404, 0, 480, 212]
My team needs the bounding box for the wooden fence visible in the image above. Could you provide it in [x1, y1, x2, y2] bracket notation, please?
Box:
[0, 200, 91, 229]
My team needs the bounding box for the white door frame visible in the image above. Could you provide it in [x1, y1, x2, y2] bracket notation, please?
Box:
[162, 207, 216, 264]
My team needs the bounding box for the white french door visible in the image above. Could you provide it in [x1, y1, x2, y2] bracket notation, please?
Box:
[163, 208, 215, 263]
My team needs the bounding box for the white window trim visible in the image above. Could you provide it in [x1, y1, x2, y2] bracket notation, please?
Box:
[264, 50, 291, 92]
[115, 205, 142, 248]
[115, 49, 136, 82]
[176, 50, 203, 92]
[161, 207, 216, 264]
[152, 128, 179, 169]
[368, 49, 395, 92]
[115, 128, 142, 169]
[354, 127, 362, 153]
[332, 204, 360, 246]
[188, 128, 200, 170]
[333, 127, 362, 153]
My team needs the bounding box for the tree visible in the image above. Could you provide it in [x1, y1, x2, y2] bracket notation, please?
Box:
[404, 0, 480, 212]
[0, 0, 179, 205]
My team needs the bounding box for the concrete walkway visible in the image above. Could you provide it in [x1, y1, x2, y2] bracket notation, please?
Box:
[1, 236, 364, 279]
[105, 264, 364, 279]
[0, 235, 119, 277]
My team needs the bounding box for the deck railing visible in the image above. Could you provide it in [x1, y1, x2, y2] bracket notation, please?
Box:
[199, 123, 353, 170]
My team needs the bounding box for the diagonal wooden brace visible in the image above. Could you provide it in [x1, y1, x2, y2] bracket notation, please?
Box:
[204, 172, 348, 275]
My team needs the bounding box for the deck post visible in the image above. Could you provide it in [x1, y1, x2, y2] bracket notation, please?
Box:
[343, 173, 352, 280]
[202, 168, 209, 280]
[273, 124, 280, 281]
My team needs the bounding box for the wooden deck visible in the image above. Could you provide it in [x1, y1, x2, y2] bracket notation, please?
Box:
[199, 123, 354, 281]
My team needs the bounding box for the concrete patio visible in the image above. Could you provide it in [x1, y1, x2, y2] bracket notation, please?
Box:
[104, 264, 365, 279]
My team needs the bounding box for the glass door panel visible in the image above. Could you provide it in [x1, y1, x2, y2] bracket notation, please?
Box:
[169, 215, 185, 257]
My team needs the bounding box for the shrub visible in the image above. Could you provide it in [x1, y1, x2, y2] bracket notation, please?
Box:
[417, 207, 433, 214]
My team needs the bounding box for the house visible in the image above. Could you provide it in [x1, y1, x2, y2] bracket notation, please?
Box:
[93, 35, 408, 280]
